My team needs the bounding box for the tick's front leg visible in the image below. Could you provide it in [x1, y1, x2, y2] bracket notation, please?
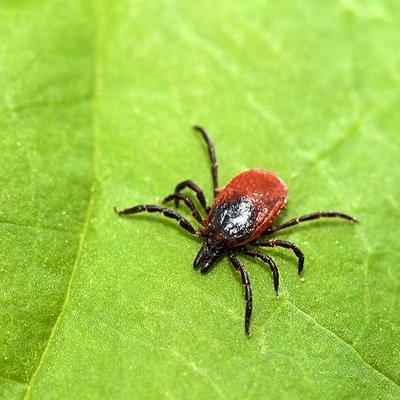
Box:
[114, 204, 197, 235]
[164, 180, 209, 212]
[228, 252, 253, 336]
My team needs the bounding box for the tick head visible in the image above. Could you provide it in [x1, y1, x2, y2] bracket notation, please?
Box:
[193, 237, 225, 274]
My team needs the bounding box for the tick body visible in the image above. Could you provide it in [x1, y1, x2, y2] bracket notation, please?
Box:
[115, 126, 357, 336]
[206, 169, 287, 247]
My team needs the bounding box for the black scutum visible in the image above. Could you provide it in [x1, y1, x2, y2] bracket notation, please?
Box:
[208, 197, 257, 246]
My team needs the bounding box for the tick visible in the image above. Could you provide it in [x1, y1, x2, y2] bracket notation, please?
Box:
[115, 126, 357, 335]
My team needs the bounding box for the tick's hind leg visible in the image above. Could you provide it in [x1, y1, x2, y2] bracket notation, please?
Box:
[228, 252, 252, 336]
[166, 180, 208, 213]
[240, 248, 280, 296]
[193, 125, 219, 198]
[163, 193, 205, 225]
[263, 211, 357, 235]
[251, 239, 305, 278]
[114, 204, 197, 235]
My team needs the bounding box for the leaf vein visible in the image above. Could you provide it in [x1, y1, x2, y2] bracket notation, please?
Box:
[1, 95, 91, 114]
[0, 375, 28, 387]
[0, 220, 79, 236]
[21, 0, 101, 396]
[288, 301, 400, 390]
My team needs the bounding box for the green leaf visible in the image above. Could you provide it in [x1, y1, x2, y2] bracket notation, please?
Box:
[1, 0, 399, 399]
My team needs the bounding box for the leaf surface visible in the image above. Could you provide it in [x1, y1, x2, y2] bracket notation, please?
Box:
[1, 1, 399, 399]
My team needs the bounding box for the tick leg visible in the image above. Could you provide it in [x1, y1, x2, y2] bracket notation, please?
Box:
[193, 125, 219, 199]
[240, 248, 280, 295]
[169, 180, 208, 212]
[114, 205, 197, 235]
[228, 252, 252, 336]
[263, 211, 357, 235]
[163, 193, 205, 225]
[251, 239, 305, 278]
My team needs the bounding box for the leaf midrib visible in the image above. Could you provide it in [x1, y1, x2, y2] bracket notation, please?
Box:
[21, 1, 102, 397]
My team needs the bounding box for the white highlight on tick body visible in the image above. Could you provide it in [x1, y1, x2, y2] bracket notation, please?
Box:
[219, 198, 254, 235]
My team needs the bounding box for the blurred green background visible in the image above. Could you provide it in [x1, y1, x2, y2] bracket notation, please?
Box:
[1, 1, 399, 399]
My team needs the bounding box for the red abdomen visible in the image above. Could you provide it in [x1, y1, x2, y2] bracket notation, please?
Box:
[206, 169, 287, 247]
